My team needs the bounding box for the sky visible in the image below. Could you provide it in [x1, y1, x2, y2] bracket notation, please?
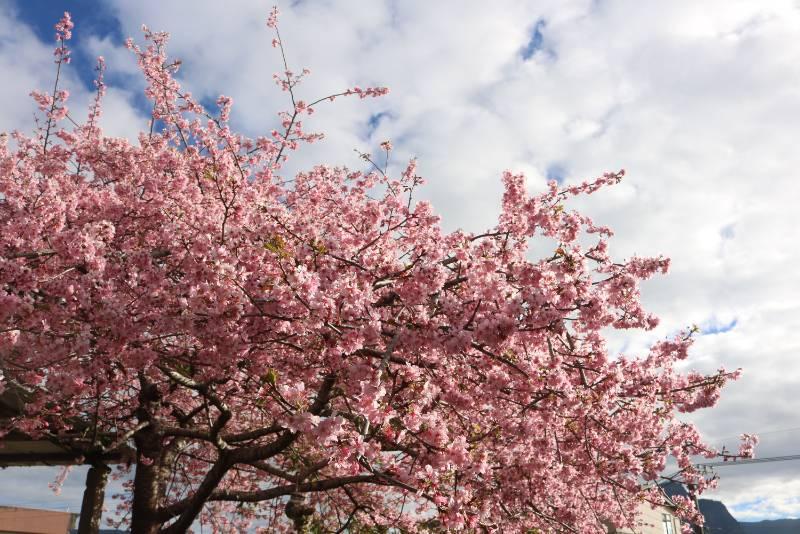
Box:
[1, 0, 799, 525]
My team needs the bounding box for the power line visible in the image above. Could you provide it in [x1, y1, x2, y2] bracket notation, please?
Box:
[663, 453, 800, 481]
[696, 454, 800, 468]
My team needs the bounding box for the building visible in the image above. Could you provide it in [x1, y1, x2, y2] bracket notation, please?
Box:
[0, 506, 77, 534]
[607, 501, 682, 534]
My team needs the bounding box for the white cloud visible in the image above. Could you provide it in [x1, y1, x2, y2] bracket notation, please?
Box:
[712, 476, 800, 521]
[2, 0, 800, 524]
[0, 4, 143, 140]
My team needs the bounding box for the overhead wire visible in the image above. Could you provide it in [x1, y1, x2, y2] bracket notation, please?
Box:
[696, 454, 800, 468]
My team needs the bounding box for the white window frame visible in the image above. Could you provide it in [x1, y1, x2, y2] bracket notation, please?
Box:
[662, 512, 675, 534]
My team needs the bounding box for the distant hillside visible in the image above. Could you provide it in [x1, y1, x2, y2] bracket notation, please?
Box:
[660, 482, 799, 534]
[698, 498, 745, 534]
[740, 518, 800, 534]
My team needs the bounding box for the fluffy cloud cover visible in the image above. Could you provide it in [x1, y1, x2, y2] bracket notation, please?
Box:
[1, 0, 799, 522]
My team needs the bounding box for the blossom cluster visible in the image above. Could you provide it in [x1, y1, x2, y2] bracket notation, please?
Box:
[0, 9, 750, 533]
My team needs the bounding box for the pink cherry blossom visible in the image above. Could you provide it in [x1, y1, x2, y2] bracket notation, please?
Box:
[0, 9, 753, 534]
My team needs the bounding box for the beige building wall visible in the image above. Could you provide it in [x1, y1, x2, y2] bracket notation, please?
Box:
[0, 506, 76, 534]
[609, 502, 681, 534]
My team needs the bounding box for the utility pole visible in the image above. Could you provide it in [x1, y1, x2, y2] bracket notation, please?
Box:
[686, 483, 704, 534]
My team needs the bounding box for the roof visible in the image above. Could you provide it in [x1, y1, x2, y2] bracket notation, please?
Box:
[0, 386, 129, 467]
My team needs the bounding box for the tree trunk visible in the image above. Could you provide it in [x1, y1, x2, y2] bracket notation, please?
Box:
[130, 448, 163, 534]
[285, 493, 314, 533]
[130, 378, 163, 534]
[77, 463, 110, 534]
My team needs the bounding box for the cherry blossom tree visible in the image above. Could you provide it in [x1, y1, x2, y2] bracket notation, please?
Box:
[0, 10, 754, 534]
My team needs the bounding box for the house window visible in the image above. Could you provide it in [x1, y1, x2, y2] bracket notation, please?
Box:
[662, 513, 675, 534]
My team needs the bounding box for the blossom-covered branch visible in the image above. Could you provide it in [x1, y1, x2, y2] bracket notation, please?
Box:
[0, 8, 752, 533]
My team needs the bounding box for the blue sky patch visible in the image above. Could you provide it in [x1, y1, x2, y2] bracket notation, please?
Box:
[702, 317, 738, 335]
[521, 19, 546, 60]
[366, 111, 391, 137]
[546, 163, 567, 184]
[11, 0, 124, 90]
[731, 498, 767, 516]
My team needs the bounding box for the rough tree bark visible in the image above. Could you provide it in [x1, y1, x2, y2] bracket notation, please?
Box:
[77, 463, 111, 534]
[130, 378, 163, 534]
